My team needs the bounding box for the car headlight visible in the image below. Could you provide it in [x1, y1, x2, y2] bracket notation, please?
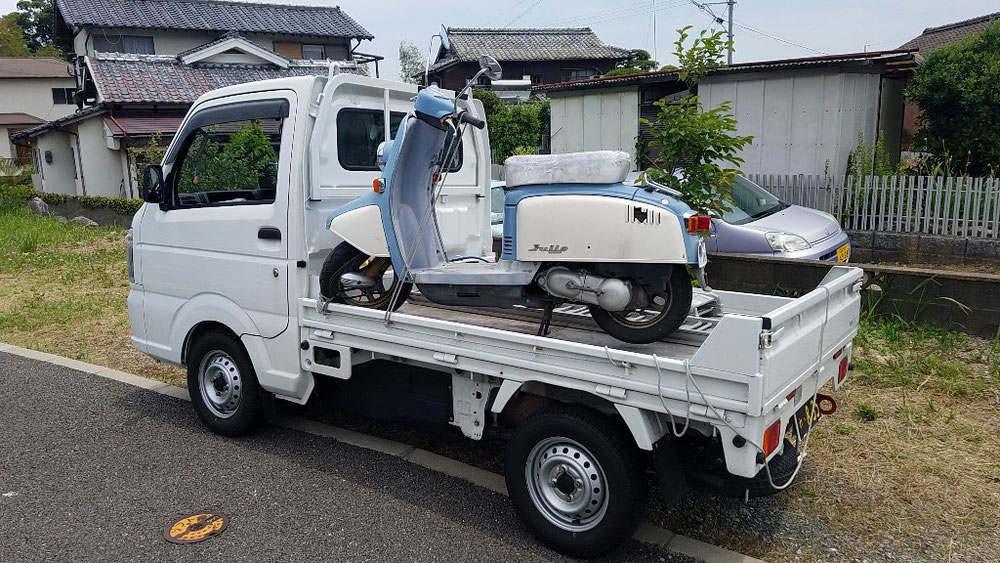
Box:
[765, 232, 811, 252]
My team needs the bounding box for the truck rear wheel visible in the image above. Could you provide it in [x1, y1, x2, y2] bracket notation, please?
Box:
[187, 330, 265, 436]
[320, 242, 411, 311]
[504, 405, 647, 558]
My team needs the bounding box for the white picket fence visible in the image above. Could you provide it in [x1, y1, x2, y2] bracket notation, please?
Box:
[745, 174, 1000, 238]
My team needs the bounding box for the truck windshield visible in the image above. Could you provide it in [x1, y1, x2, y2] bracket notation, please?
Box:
[720, 177, 785, 225]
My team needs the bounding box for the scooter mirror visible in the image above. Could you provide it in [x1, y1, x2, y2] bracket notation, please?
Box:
[376, 141, 387, 170]
[478, 55, 502, 81]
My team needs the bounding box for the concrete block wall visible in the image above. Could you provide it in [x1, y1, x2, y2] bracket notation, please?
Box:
[847, 230, 1000, 265]
[707, 253, 1000, 339]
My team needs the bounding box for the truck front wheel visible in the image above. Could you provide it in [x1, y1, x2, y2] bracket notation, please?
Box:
[187, 330, 266, 436]
[504, 405, 647, 558]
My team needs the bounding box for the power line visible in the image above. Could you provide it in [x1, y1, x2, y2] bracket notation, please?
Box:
[541, 0, 689, 28]
[734, 21, 829, 55]
[484, 0, 532, 26]
[506, 0, 546, 26]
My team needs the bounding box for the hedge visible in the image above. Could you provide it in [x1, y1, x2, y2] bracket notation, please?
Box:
[0, 184, 143, 215]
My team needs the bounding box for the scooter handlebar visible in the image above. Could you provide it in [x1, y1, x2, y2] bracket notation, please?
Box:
[458, 111, 486, 130]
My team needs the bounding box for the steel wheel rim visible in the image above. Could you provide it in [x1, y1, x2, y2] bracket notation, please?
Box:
[608, 286, 673, 328]
[525, 437, 609, 532]
[341, 257, 401, 308]
[199, 350, 242, 418]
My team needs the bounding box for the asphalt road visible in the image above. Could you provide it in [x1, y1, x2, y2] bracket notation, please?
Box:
[0, 352, 691, 562]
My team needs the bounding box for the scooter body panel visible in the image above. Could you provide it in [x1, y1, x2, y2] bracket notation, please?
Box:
[500, 184, 702, 263]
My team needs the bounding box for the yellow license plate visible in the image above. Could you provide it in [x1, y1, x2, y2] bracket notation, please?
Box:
[836, 244, 850, 262]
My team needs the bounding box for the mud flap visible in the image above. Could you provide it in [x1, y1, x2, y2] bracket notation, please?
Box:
[653, 438, 689, 506]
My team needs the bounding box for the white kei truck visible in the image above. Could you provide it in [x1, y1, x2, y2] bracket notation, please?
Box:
[127, 71, 862, 558]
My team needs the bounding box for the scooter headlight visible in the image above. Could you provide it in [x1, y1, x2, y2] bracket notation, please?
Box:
[765, 232, 811, 252]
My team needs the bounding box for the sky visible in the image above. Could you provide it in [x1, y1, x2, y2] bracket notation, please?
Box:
[1, 0, 996, 80]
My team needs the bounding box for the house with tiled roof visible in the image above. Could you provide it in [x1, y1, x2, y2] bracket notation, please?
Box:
[423, 27, 630, 91]
[0, 57, 76, 162]
[14, 0, 377, 198]
[897, 11, 1000, 149]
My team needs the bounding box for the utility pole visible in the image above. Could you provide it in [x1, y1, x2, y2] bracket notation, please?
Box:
[726, 0, 734, 65]
[652, 0, 657, 63]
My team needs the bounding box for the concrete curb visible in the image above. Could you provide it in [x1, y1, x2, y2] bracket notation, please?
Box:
[0, 343, 766, 563]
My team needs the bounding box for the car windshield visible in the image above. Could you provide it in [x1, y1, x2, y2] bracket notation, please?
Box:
[721, 177, 785, 225]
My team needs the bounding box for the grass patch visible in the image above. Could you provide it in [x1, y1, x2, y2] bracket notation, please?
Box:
[854, 401, 880, 421]
[0, 197, 183, 385]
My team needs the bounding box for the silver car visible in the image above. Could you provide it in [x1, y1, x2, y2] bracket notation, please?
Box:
[708, 176, 850, 262]
[491, 176, 850, 262]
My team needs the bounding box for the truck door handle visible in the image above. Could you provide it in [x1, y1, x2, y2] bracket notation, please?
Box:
[258, 227, 281, 240]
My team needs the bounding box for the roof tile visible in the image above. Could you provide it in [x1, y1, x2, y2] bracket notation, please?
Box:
[55, 0, 373, 39]
[88, 52, 356, 104]
[428, 27, 630, 73]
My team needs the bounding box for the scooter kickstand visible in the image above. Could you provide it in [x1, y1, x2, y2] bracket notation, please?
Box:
[536, 301, 555, 337]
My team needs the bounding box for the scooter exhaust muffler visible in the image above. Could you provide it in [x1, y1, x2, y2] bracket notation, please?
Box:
[536, 267, 633, 311]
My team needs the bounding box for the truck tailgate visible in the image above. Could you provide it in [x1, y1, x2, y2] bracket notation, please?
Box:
[757, 266, 862, 414]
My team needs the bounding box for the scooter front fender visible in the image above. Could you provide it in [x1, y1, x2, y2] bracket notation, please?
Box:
[326, 192, 391, 258]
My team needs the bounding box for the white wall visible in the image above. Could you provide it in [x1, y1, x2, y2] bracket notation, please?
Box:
[0, 126, 11, 159]
[0, 77, 78, 124]
[76, 27, 352, 59]
[75, 116, 126, 197]
[549, 86, 640, 169]
[34, 131, 77, 195]
[700, 70, 881, 177]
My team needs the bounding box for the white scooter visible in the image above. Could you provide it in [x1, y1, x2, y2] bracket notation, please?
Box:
[320, 56, 709, 344]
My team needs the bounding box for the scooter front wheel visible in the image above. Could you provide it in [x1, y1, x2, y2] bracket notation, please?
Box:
[588, 266, 693, 344]
[320, 242, 412, 311]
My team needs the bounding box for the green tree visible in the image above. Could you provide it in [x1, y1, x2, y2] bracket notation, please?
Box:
[472, 89, 549, 163]
[638, 26, 753, 216]
[399, 40, 426, 85]
[16, 0, 60, 55]
[907, 20, 1000, 176]
[604, 48, 659, 77]
[0, 13, 31, 56]
[179, 122, 278, 192]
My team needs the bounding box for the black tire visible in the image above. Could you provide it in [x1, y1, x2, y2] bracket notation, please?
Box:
[187, 330, 266, 436]
[589, 265, 693, 344]
[504, 405, 648, 558]
[319, 242, 412, 311]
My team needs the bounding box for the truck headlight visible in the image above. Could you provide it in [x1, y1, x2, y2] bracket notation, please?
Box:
[765, 232, 811, 252]
[126, 228, 135, 283]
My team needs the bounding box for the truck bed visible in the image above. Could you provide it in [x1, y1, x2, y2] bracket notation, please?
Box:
[299, 266, 862, 423]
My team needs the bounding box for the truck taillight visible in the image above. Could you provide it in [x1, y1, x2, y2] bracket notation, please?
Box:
[762, 419, 782, 458]
[837, 356, 849, 385]
[125, 228, 135, 284]
[687, 215, 711, 233]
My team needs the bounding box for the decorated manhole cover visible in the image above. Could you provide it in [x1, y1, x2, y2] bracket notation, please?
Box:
[163, 512, 229, 544]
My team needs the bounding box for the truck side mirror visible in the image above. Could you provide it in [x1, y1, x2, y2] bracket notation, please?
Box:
[141, 164, 163, 204]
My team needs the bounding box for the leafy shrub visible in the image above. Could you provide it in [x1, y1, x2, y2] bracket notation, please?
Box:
[79, 196, 143, 216]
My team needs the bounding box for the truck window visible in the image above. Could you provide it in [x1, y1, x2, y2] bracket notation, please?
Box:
[337, 109, 462, 172]
[172, 118, 283, 207]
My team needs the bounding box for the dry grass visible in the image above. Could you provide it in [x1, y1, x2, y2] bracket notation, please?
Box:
[767, 320, 1000, 561]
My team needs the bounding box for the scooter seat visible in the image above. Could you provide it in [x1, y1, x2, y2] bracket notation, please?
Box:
[504, 150, 631, 188]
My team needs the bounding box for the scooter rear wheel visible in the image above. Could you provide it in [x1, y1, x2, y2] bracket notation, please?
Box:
[320, 242, 412, 311]
[588, 265, 693, 344]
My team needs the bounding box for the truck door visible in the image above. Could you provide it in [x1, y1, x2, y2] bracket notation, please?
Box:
[139, 92, 295, 355]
